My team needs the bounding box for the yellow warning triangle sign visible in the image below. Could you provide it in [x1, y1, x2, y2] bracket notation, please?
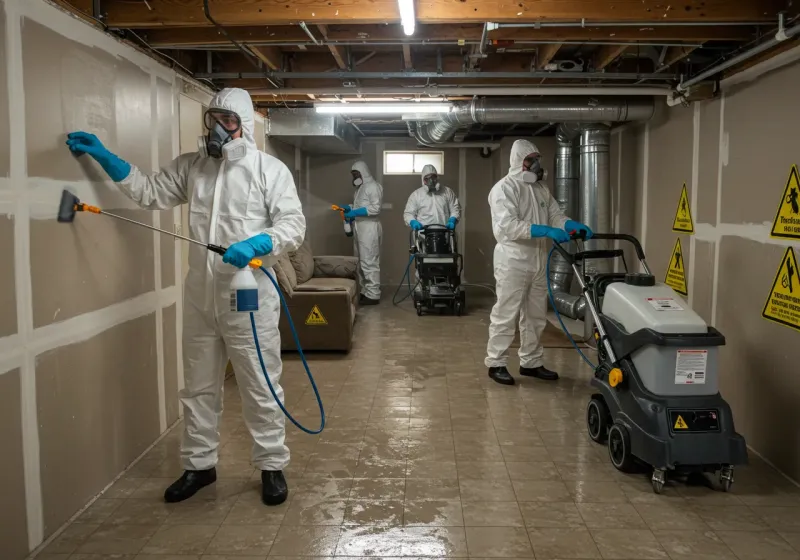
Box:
[305, 305, 328, 326]
[672, 183, 694, 233]
[770, 165, 800, 240]
[674, 415, 688, 430]
[665, 238, 688, 296]
[761, 247, 800, 333]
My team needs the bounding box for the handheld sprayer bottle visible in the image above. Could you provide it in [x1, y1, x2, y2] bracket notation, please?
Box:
[230, 268, 259, 312]
[332, 205, 354, 237]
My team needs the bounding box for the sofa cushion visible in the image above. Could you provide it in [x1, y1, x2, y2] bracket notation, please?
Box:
[294, 277, 357, 301]
[290, 240, 315, 284]
[313, 255, 358, 280]
[273, 253, 297, 295]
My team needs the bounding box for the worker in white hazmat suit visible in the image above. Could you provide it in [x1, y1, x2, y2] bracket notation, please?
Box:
[338, 160, 383, 304]
[403, 164, 461, 231]
[485, 139, 592, 386]
[66, 88, 305, 505]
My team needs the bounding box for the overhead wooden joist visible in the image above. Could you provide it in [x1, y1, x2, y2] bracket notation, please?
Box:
[101, 0, 782, 28]
[536, 43, 563, 69]
[316, 24, 348, 69]
[593, 44, 631, 70]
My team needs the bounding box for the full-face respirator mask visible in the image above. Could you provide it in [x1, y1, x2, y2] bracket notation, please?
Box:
[198, 109, 246, 160]
[522, 153, 548, 183]
[423, 173, 440, 193]
[351, 170, 363, 188]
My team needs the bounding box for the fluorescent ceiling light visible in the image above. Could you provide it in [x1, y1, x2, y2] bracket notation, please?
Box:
[315, 103, 451, 114]
[398, 0, 415, 36]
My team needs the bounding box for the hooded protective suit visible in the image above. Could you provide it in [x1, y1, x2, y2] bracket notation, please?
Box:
[403, 164, 461, 227]
[485, 139, 569, 370]
[113, 88, 305, 471]
[351, 160, 383, 300]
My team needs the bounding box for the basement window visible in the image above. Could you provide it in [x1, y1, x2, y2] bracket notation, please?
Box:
[383, 151, 444, 175]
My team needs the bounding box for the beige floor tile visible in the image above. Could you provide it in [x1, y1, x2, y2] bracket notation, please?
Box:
[354, 459, 408, 479]
[462, 502, 524, 527]
[634, 502, 709, 531]
[556, 462, 620, 482]
[165, 497, 237, 525]
[590, 528, 668, 559]
[344, 500, 404, 526]
[270, 526, 342, 556]
[404, 500, 464, 526]
[406, 460, 458, 479]
[691, 504, 771, 532]
[519, 502, 584, 528]
[577, 502, 647, 529]
[73, 499, 125, 524]
[459, 478, 517, 502]
[204, 524, 280, 555]
[41, 524, 99, 554]
[566, 480, 629, 504]
[406, 478, 461, 501]
[511, 480, 572, 502]
[528, 527, 601, 559]
[752, 506, 800, 532]
[456, 460, 509, 480]
[716, 530, 800, 559]
[466, 526, 533, 557]
[78, 524, 159, 555]
[130, 478, 177, 501]
[350, 478, 406, 500]
[224, 491, 289, 525]
[335, 526, 405, 556]
[140, 524, 216, 555]
[402, 526, 468, 557]
[504, 461, 561, 481]
[283, 500, 348, 526]
[653, 530, 736, 559]
[494, 431, 545, 447]
[500, 445, 551, 463]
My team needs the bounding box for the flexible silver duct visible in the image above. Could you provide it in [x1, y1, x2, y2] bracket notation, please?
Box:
[409, 97, 654, 144]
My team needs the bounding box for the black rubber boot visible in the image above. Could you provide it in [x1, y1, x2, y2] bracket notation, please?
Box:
[261, 470, 289, 506]
[359, 295, 380, 306]
[520, 365, 559, 381]
[488, 366, 515, 386]
[163, 468, 217, 503]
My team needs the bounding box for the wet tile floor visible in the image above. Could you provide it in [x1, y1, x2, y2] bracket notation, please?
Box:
[40, 297, 800, 559]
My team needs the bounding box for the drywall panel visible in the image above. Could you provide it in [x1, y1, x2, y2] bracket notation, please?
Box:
[632, 125, 647, 245]
[0, 6, 9, 178]
[179, 94, 203, 155]
[617, 128, 641, 268]
[255, 118, 266, 151]
[717, 237, 800, 480]
[464, 148, 498, 285]
[646, 104, 694, 281]
[160, 210, 176, 288]
[157, 78, 174, 169]
[37, 313, 160, 536]
[307, 152, 360, 257]
[690, 239, 714, 324]
[163, 303, 179, 425]
[0, 214, 17, 337]
[723, 60, 800, 224]
[697, 98, 720, 225]
[0, 369, 29, 560]
[23, 19, 151, 180]
[30, 210, 155, 328]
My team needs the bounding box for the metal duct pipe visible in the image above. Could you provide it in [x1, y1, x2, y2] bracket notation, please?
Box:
[414, 97, 654, 144]
[249, 85, 673, 97]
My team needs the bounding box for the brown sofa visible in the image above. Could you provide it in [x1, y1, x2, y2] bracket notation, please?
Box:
[272, 239, 359, 352]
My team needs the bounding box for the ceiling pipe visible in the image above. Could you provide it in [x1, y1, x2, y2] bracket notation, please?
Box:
[250, 85, 672, 96]
[406, 122, 499, 150]
[197, 70, 677, 80]
[298, 22, 322, 45]
[409, 97, 654, 144]
[678, 17, 800, 91]
[491, 20, 768, 28]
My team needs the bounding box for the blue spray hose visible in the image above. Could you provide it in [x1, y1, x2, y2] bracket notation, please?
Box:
[392, 254, 420, 305]
[546, 246, 597, 370]
[249, 266, 325, 435]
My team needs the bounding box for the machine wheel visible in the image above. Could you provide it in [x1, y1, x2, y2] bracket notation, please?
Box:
[651, 469, 666, 494]
[416, 302, 423, 316]
[608, 423, 635, 473]
[454, 299, 463, 316]
[586, 398, 610, 444]
[719, 466, 734, 492]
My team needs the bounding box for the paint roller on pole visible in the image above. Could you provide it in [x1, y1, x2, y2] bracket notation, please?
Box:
[57, 189, 263, 269]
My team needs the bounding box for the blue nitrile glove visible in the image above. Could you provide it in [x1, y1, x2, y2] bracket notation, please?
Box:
[344, 207, 368, 220]
[447, 217, 457, 230]
[410, 220, 423, 231]
[340, 205, 352, 213]
[223, 233, 273, 268]
[565, 219, 594, 239]
[66, 131, 132, 182]
[531, 224, 570, 243]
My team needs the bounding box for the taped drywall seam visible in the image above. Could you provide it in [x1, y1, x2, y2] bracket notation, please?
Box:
[711, 93, 726, 325]
[171, 78, 185, 395]
[639, 123, 650, 273]
[7, 0, 45, 549]
[32, 0, 173, 81]
[458, 148, 467, 283]
[688, 102, 700, 307]
[151, 74, 167, 433]
[27, 415, 183, 559]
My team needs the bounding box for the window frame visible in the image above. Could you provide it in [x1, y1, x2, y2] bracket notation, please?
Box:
[382, 150, 445, 176]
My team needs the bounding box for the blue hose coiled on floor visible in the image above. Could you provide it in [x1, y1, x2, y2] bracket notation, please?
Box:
[546, 246, 597, 370]
[249, 266, 325, 435]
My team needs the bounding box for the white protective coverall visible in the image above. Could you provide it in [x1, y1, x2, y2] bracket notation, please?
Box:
[485, 139, 568, 369]
[403, 164, 461, 227]
[351, 160, 384, 300]
[117, 88, 306, 471]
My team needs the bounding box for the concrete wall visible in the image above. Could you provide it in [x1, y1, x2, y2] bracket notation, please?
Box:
[0, 0, 192, 556]
[301, 136, 557, 287]
[616, 56, 800, 481]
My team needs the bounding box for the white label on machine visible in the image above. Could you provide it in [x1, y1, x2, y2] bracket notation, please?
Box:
[675, 349, 707, 384]
[647, 297, 684, 311]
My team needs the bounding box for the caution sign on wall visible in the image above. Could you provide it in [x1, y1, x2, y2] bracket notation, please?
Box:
[762, 247, 800, 333]
[665, 238, 688, 296]
[672, 183, 695, 234]
[770, 165, 800, 240]
[305, 305, 328, 326]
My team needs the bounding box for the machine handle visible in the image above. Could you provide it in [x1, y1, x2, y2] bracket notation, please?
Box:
[590, 233, 647, 261]
[208, 244, 263, 269]
[575, 249, 625, 261]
